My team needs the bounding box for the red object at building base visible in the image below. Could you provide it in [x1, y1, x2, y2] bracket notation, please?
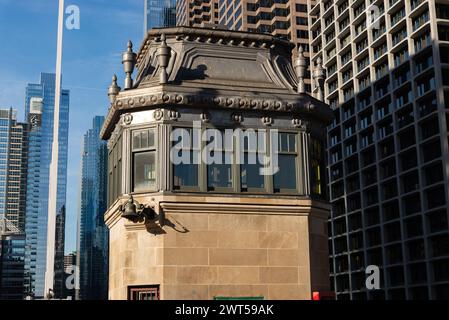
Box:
[312, 291, 336, 300]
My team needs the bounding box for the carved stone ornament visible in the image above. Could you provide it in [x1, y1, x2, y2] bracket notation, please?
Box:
[261, 116, 273, 126]
[231, 113, 244, 124]
[123, 113, 133, 125]
[168, 109, 180, 120]
[200, 111, 211, 123]
[153, 109, 164, 121]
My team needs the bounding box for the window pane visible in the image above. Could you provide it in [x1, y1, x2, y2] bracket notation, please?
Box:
[280, 133, 289, 152]
[279, 133, 297, 152]
[241, 153, 265, 190]
[133, 151, 156, 192]
[174, 151, 198, 189]
[133, 132, 141, 150]
[274, 154, 297, 191]
[288, 134, 296, 152]
[207, 151, 232, 189]
[141, 130, 148, 149]
[148, 129, 155, 147]
[133, 129, 155, 150]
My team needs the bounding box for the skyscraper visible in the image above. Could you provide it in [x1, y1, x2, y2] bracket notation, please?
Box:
[24, 73, 70, 299]
[176, 0, 219, 27]
[76, 116, 108, 300]
[144, 0, 177, 33]
[0, 108, 28, 300]
[176, 0, 315, 91]
[63, 251, 76, 299]
[0, 108, 28, 232]
[0, 233, 26, 300]
[308, 0, 449, 299]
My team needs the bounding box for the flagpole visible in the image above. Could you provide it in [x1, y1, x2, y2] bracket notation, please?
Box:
[45, 0, 64, 298]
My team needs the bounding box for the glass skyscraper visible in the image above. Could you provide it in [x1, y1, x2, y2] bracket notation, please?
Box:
[0, 233, 26, 300]
[76, 116, 108, 300]
[144, 0, 177, 33]
[24, 73, 69, 299]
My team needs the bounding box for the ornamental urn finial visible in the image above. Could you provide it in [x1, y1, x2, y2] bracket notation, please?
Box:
[294, 46, 308, 94]
[108, 74, 121, 104]
[157, 34, 172, 84]
[313, 57, 326, 101]
[122, 40, 137, 90]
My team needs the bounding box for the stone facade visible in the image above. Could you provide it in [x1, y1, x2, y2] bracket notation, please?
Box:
[106, 195, 329, 300]
[102, 27, 332, 300]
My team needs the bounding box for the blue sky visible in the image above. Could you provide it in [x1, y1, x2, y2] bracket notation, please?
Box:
[0, 0, 143, 253]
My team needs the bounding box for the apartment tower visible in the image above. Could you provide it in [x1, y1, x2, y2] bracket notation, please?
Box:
[308, 0, 449, 299]
[176, 0, 316, 91]
[145, 0, 177, 34]
[176, 0, 220, 26]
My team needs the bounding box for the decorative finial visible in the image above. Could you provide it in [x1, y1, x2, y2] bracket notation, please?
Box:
[108, 74, 121, 104]
[294, 45, 308, 94]
[122, 40, 137, 90]
[313, 57, 326, 101]
[157, 34, 171, 84]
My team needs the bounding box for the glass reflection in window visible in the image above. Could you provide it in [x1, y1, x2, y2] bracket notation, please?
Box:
[273, 132, 297, 192]
[173, 128, 200, 189]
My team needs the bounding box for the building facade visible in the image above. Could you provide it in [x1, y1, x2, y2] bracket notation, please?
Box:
[145, 0, 177, 34]
[102, 27, 332, 300]
[0, 108, 28, 300]
[176, 0, 219, 27]
[176, 0, 315, 91]
[64, 251, 76, 299]
[0, 233, 26, 300]
[0, 108, 28, 232]
[24, 73, 70, 299]
[308, 0, 449, 299]
[76, 116, 109, 300]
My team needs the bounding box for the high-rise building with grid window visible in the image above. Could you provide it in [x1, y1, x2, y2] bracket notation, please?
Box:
[145, 0, 177, 34]
[0, 108, 28, 300]
[176, 0, 220, 27]
[176, 0, 316, 91]
[0, 108, 28, 233]
[308, 0, 449, 299]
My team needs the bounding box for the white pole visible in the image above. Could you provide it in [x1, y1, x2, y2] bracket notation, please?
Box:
[45, 0, 64, 298]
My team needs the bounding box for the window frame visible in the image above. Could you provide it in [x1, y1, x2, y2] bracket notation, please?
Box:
[170, 125, 303, 195]
[128, 285, 160, 300]
[239, 131, 268, 194]
[171, 125, 202, 192]
[272, 132, 300, 194]
[130, 127, 158, 194]
[205, 127, 235, 193]
[108, 133, 122, 205]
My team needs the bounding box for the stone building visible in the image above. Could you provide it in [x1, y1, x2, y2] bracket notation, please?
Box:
[101, 27, 333, 300]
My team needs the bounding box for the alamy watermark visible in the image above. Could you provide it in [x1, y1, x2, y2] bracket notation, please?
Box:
[366, 265, 381, 290]
[65, 265, 80, 291]
[170, 121, 281, 175]
[65, 4, 80, 30]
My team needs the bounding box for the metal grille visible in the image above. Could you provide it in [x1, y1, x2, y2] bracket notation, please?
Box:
[129, 286, 160, 300]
